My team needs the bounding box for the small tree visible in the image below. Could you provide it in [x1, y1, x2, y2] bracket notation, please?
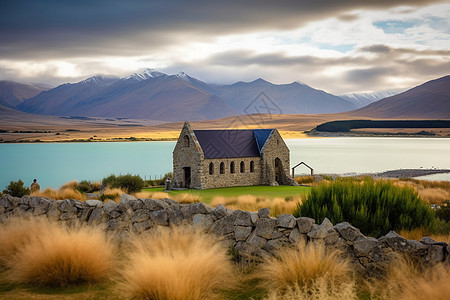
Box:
[3, 179, 31, 197]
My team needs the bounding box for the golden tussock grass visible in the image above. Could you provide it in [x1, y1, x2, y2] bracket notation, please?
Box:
[265, 277, 357, 300]
[173, 193, 202, 204]
[399, 228, 450, 243]
[259, 241, 353, 297]
[100, 187, 126, 203]
[0, 217, 49, 267]
[116, 227, 234, 300]
[31, 187, 86, 201]
[368, 255, 450, 300]
[134, 191, 169, 199]
[295, 175, 314, 185]
[59, 180, 79, 190]
[393, 178, 450, 205]
[211, 195, 301, 216]
[2, 217, 116, 287]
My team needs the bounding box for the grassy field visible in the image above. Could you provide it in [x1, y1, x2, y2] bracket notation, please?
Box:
[142, 185, 311, 204]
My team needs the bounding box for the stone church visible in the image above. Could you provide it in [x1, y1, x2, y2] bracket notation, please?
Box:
[172, 122, 297, 189]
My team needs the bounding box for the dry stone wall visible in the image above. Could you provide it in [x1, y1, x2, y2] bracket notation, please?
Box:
[1, 193, 448, 276]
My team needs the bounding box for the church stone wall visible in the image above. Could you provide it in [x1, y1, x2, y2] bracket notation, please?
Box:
[260, 130, 293, 185]
[201, 157, 263, 188]
[172, 124, 204, 189]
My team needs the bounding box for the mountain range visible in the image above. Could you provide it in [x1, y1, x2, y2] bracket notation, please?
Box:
[1, 70, 449, 121]
[13, 69, 360, 121]
[0, 81, 50, 108]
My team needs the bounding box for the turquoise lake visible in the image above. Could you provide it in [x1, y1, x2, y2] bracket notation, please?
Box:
[1, 138, 449, 189]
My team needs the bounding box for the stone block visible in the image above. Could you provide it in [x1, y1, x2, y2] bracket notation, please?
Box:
[353, 237, 381, 257]
[277, 214, 296, 228]
[258, 207, 270, 218]
[193, 214, 214, 230]
[131, 209, 150, 223]
[297, 217, 315, 233]
[246, 231, 267, 248]
[86, 200, 103, 207]
[103, 201, 119, 214]
[150, 210, 169, 226]
[88, 207, 104, 225]
[234, 226, 252, 241]
[255, 218, 278, 239]
[214, 204, 231, 219]
[133, 220, 153, 233]
[334, 222, 364, 242]
[250, 212, 259, 224]
[142, 199, 169, 211]
[212, 214, 236, 236]
[234, 210, 253, 226]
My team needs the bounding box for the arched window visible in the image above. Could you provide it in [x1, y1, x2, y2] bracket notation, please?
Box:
[250, 161, 254, 172]
[183, 135, 190, 147]
[230, 161, 235, 174]
[220, 162, 225, 174]
[209, 162, 214, 175]
[240, 161, 245, 173]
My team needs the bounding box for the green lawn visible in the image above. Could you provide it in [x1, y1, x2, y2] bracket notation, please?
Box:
[143, 185, 310, 204]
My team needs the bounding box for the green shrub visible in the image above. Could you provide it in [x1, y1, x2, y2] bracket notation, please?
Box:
[102, 174, 144, 193]
[435, 200, 450, 222]
[2, 179, 30, 197]
[76, 180, 96, 193]
[99, 193, 119, 202]
[293, 178, 435, 238]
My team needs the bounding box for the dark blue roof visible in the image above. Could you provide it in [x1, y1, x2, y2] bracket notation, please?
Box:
[194, 129, 273, 159]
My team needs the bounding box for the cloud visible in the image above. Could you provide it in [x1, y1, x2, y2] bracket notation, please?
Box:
[0, 0, 445, 59]
[0, 0, 448, 94]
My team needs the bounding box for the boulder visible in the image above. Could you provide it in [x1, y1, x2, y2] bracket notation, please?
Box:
[255, 218, 278, 239]
[250, 212, 259, 224]
[103, 201, 119, 214]
[234, 226, 252, 241]
[131, 209, 150, 223]
[334, 222, 364, 242]
[424, 245, 444, 263]
[379, 231, 427, 253]
[246, 231, 267, 248]
[213, 204, 231, 219]
[142, 199, 169, 211]
[121, 193, 137, 203]
[132, 219, 152, 233]
[150, 210, 169, 226]
[307, 218, 334, 239]
[88, 207, 104, 225]
[212, 214, 236, 236]
[46, 201, 61, 222]
[193, 214, 214, 230]
[265, 237, 290, 253]
[353, 237, 382, 257]
[277, 214, 296, 228]
[86, 200, 103, 207]
[258, 207, 270, 218]
[297, 217, 315, 233]
[234, 210, 253, 226]
[80, 206, 94, 222]
[189, 202, 211, 215]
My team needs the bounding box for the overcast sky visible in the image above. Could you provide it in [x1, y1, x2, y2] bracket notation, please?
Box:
[0, 0, 449, 94]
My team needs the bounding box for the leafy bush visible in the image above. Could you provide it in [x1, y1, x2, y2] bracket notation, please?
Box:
[2, 179, 30, 197]
[102, 174, 144, 193]
[76, 180, 100, 193]
[293, 178, 435, 237]
[435, 200, 450, 222]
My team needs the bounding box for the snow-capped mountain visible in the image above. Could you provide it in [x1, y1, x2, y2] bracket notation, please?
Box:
[80, 75, 119, 87]
[340, 89, 405, 108]
[124, 68, 168, 82]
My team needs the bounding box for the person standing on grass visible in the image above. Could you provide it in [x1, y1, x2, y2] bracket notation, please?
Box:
[30, 179, 40, 192]
[165, 176, 171, 191]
